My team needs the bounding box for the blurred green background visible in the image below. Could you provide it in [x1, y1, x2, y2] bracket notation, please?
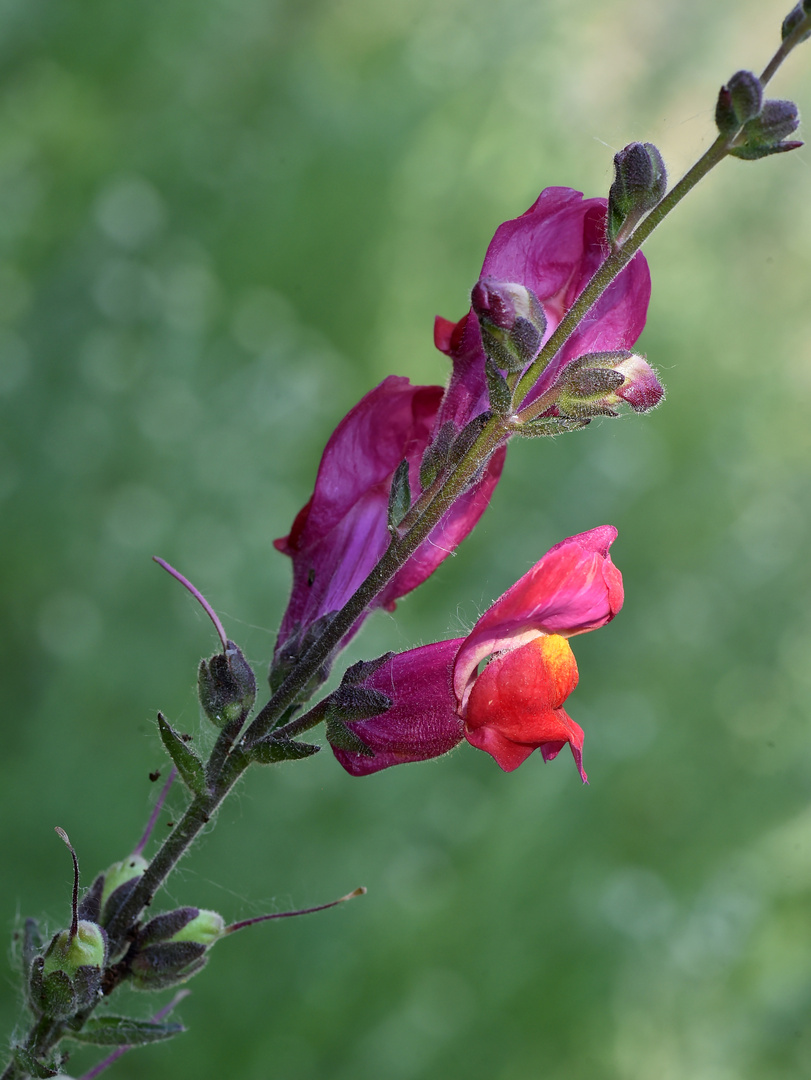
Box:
[2, 0, 811, 1077]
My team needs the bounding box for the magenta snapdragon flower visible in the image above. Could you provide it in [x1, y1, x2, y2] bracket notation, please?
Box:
[330, 526, 623, 782]
[434, 187, 653, 427]
[274, 187, 652, 670]
[273, 376, 505, 661]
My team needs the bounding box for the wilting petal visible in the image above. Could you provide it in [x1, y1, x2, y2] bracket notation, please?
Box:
[273, 377, 441, 654]
[274, 373, 503, 663]
[331, 640, 464, 776]
[435, 187, 651, 429]
[463, 635, 587, 780]
[453, 526, 622, 709]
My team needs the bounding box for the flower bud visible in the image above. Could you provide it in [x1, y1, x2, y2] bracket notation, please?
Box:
[716, 71, 763, 135]
[554, 351, 664, 419]
[198, 640, 257, 727]
[100, 854, 148, 925]
[607, 142, 667, 246]
[31, 921, 107, 1017]
[43, 921, 106, 979]
[129, 907, 225, 990]
[471, 279, 547, 372]
[731, 99, 802, 159]
[782, 3, 811, 42]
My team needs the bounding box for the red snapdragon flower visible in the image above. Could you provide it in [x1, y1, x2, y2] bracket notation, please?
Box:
[434, 187, 653, 428]
[330, 526, 622, 781]
[273, 376, 505, 662]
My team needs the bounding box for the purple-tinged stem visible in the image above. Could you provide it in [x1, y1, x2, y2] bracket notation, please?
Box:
[54, 828, 79, 941]
[132, 768, 178, 858]
[225, 887, 366, 933]
[153, 557, 228, 652]
[77, 991, 190, 1080]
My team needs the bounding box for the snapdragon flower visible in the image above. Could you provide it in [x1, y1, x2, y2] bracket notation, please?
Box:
[330, 526, 622, 782]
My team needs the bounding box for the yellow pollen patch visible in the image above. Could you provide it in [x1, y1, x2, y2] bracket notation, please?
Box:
[530, 633, 578, 705]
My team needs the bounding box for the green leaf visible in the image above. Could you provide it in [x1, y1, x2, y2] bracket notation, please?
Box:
[251, 738, 321, 764]
[69, 1016, 185, 1047]
[325, 715, 375, 757]
[13, 1047, 58, 1078]
[157, 713, 206, 795]
[485, 358, 512, 414]
[387, 459, 411, 529]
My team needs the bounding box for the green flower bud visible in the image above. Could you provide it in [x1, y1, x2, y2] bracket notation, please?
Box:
[169, 909, 226, 947]
[470, 279, 547, 372]
[43, 921, 106, 979]
[716, 71, 763, 135]
[100, 854, 148, 919]
[607, 142, 667, 246]
[198, 641, 257, 728]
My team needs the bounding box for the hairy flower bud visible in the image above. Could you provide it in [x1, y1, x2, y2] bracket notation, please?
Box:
[129, 908, 225, 990]
[43, 921, 106, 979]
[731, 99, 802, 159]
[553, 351, 664, 418]
[31, 921, 107, 1017]
[198, 641, 257, 727]
[100, 854, 148, 926]
[471, 279, 547, 372]
[716, 71, 763, 135]
[782, 2, 811, 42]
[607, 142, 667, 246]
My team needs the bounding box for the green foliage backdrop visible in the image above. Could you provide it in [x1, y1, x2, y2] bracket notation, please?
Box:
[2, 1, 811, 1077]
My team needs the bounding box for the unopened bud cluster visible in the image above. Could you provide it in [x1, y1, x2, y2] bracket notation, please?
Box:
[716, 70, 802, 159]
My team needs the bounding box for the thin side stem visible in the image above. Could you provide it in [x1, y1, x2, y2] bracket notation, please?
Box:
[132, 768, 177, 858]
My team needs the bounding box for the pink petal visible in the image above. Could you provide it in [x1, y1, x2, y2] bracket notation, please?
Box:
[453, 526, 622, 708]
[331, 639, 465, 776]
[274, 377, 442, 652]
[434, 188, 651, 429]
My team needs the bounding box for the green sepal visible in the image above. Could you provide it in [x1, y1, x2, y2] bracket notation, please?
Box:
[12, 1047, 59, 1079]
[22, 918, 43, 974]
[77, 874, 104, 923]
[39, 969, 76, 1018]
[782, 3, 811, 42]
[387, 459, 411, 529]
[729, 140, 803, 160]
[157, 713, 206, 795]
[251, 738, 321, 764]
[69, 1016, 184, 1046]
[449, 411, 492, 465]
[341, 653, 394, 687]
[330, 685, 391, 720]
[419, 422, 455, 489]
[138, 907, 199, 946]
[325, 715, 374, 757]
[517, 416, 591, 437]
[485, 358, 512, 414]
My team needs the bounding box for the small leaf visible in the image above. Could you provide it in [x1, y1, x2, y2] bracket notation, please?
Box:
[331, 686, 392, 720]
[387, 459, 411, 529]
[13, 1047, 58, 1078]
[157, 713, 206, 795]
[341, 653, 394, 687]
[485, 359, 512, 414]
[325, 715, 375, 757]
[449, 411, 492, 464]
[70, 1016, 185, 1047]
[22, 918, 43, 973]
[252, 738, 321, 764]
[517, 417, 591, 438]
